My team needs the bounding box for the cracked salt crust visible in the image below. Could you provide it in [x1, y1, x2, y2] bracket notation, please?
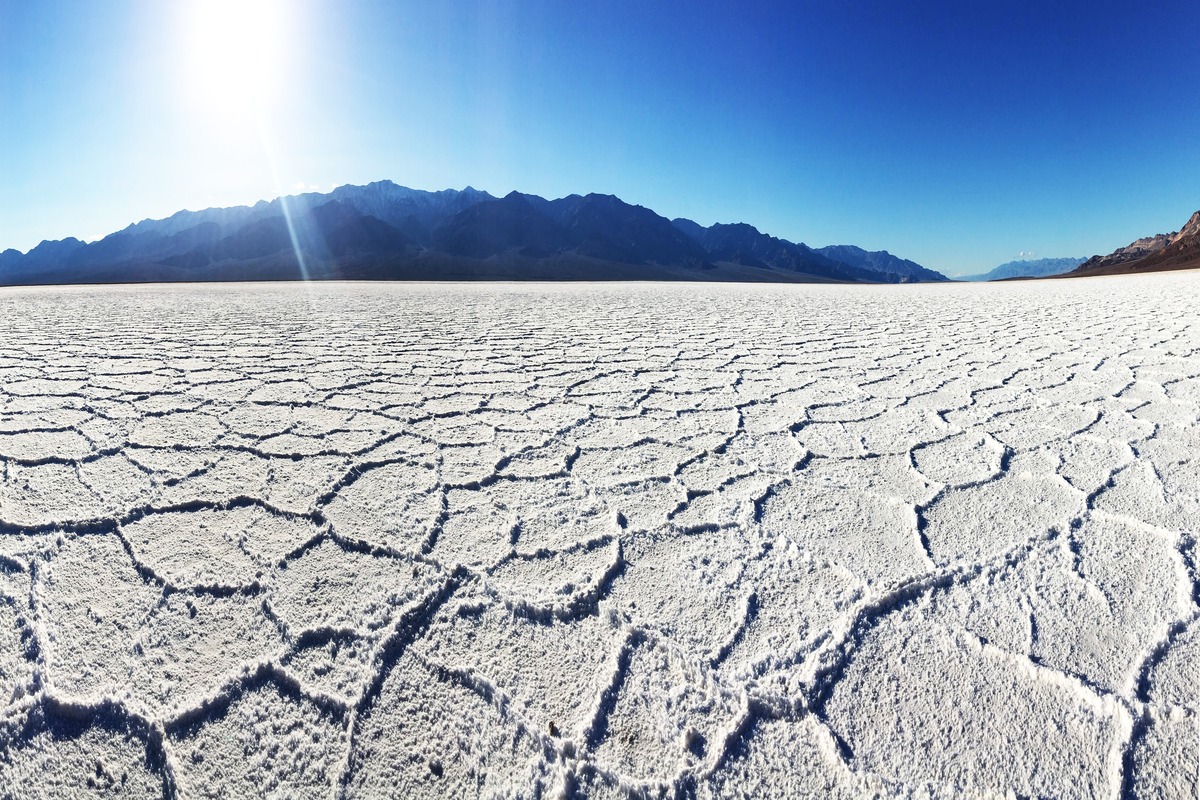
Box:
[0, 274, 1197, 797]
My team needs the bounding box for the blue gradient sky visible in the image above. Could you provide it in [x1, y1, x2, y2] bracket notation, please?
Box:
[2, 0, 1198, 274]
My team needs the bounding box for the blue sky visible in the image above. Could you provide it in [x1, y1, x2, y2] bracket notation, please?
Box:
[2, 0, 1198, 274]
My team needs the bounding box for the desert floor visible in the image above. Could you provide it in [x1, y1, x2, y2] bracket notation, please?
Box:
[0, 275, 1197, 798]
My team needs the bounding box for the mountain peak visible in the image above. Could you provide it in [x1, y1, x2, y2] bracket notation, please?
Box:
[1172, 209, 1200, 243]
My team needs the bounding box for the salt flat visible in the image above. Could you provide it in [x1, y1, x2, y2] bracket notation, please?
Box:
[0, 275, 1197, 798]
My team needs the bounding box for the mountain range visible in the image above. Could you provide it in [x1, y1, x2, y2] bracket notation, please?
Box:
[0, 181, 950, 286]
[959, 257, 1086, 282]
[960, 208, 1200, 282]
[1066, 210, 1200, 278]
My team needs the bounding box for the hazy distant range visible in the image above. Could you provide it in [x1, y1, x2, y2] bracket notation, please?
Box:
[0, 182, 955, 286]
[957, 257, 1086, 282]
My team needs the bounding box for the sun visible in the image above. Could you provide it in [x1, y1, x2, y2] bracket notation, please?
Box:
[185, 0, 289, 121]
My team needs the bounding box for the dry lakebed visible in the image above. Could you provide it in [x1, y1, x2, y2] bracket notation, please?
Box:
[0, 274, 1197, 798]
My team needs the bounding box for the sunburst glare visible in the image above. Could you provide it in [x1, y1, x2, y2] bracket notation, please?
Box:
[184, 0, 290, 122]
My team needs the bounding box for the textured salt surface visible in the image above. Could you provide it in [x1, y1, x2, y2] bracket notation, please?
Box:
[0, 275, 1197, 798]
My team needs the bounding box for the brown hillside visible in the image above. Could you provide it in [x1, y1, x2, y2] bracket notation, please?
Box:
[1066, 210, 1200, 278]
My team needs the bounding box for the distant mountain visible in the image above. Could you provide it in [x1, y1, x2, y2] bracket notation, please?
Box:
[0, 181, 950, 286]
[1068, 210, 1200, 278]
[816, 244, 947, 283]
[959, 257, 1086, 282]
[327, 182, 495, 242]
[671, 221, 948, 283]
[670, 221, 892, 282]
[431, 193, 571, 259]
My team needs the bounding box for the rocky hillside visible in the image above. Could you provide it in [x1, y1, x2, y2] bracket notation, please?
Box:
[1069, 210, 1200, 278]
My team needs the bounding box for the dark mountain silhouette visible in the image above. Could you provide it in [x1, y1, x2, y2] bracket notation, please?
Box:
[558, 194, 711, 266]
[431, 193, 573, 259]
[817, 244, 948, 283]
[0, 181, 950, 286]
[670, 221, 887, 282]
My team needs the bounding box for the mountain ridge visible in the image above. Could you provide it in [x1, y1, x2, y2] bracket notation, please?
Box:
[959, 257, 1086, 282]
[1066, 210, 1200, 278]
[0, 181, 950, 286]
[816, 244, 946, 282]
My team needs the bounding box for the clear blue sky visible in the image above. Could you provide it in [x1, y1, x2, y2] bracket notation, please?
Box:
[2, 0, 1198, 274]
